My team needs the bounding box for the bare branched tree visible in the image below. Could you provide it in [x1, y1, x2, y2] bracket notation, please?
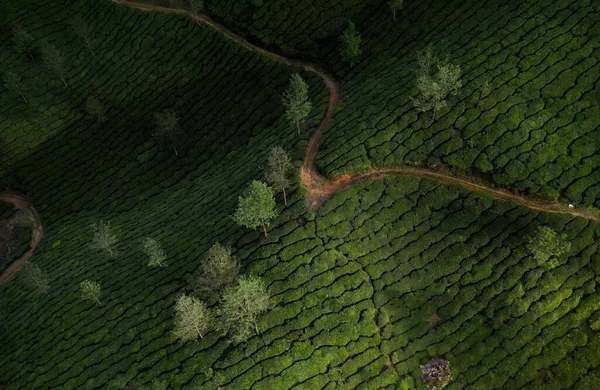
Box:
[90, 220, 118, 258]
[12, 25, 35, 60]
[40, 42, 68, 87]
[71, 15, 95, 57]
[153, 109, 184, 156]
[21, 261, 49, 294]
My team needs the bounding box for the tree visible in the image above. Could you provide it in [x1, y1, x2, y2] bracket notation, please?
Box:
[233, 181, 279, 237]
[412, 47, 462, 121]
[12, 25, 35, 60]
[189, 0, 204, 13]
[192, 242, 240, 302]
[90, 220, 118, 258]
[143, 237, 167, 268]
[478, 79, 491, 106]
[4, 72, 27, 104]
[85, 96, 108, 123]
[71, 15, 95, 57]
[21, 261, 49, 294]
[389, 0, 404, 21]
[172, 293, 213, 342]
[40, 42, 68, 87]
[282, 74, 312, 136]
[265, 146, 293, 206]
[218, 275, 271, 343]
[420, 358, 451, 390]
[80, 279, 102, 306]
[526, 226, 571, 268]
[339, 21, 362, 66]
[148, 379, 167, 390]
[153, 109, 184, 156]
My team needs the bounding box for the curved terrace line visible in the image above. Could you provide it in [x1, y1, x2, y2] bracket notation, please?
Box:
[112, 0, 600, 222]
[0, 191, 43, 286]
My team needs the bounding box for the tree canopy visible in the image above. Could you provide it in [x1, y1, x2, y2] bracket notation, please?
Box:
[233, 181, 278, 237]
[218, 275, 271, 343]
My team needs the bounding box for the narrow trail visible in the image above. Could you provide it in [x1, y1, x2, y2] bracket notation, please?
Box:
[0, 191, 43, 287]
[108, 1, 600, 224]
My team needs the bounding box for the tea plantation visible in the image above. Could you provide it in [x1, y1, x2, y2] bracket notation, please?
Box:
[1, 0, 600, 389]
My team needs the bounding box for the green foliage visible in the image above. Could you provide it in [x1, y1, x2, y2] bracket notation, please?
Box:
[148, 379, 168, 390]
[388, 0, 404, 20]
[339, 21, 362, 66]
[233, 181, 279, 237]
[71, 15, 95, 57]
[282, 74, 312, 136]
[526, 226, 571, 267]
[40, 42, 68, 87]
[80, 279, 102, 306]
[3, 72, 27, 103]
[265, 146, 293, 206]
[412, 46, 462, 120]
[143, 237, 167, 268]
[85, 96, 107, 123]
[218, 275, 271, 343]
[189, 0, 203, 13]
[173, 294, 214, 342]
[20, 261, 49, 294]
[90, 220, 118, 258]
[12, 24, 34, 60]
[153, 109, 184, 156]
[191, 242, 239, 302]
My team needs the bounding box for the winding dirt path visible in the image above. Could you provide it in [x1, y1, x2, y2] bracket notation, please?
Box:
[0, 191, 43, 286]
[113, 0, 600, 223]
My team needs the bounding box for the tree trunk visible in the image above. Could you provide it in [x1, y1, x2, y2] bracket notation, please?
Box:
[261, 219, 268, 238]
[393, 10, 396, 21]
[61, 76, 68, 88]
[296, 120, 300, 136]
[87, 42, 96, 58]
[95, 297, 102, 306]
[173, 146, 179, 157]
[477, 89, 483, 106]
[253, 317, 260, 336]
[18, 89, 27, 104]
[27, 50, 34, 60]
[283, 187, 287, 206]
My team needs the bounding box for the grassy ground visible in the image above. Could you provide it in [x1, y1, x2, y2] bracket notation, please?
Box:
[1, 0, 600, 389]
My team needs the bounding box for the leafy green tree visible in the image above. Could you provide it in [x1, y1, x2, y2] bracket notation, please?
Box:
[148, 379, 167, 390]
[412, 47, 462, 120]
[90, 220, 118, 258]
[154, 109, 184, 156]
[189, 0, 203, 13]
[339, 21, 362, 66]
[80, 280, 102, 306]
[265, 146, 293, 206]
[85, 96, 107, 123]
[218, 275, 271, 343]
[282, 73, 312, 136]
[389, 0, 404, 21]
[12, 25, 34, 60]
[526, 226, 571, 268]
[71, 15, 95, 57]
[4, 72, 27, 104]
[478, 79, 491, 106]
[41, 42, 68, 87]
[21, 261, 49, 294]
[192, 242, 240, 302]
[233, 181, 278, 237]
[173, 294, 213, 342]
[143, 237, 167, 268]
